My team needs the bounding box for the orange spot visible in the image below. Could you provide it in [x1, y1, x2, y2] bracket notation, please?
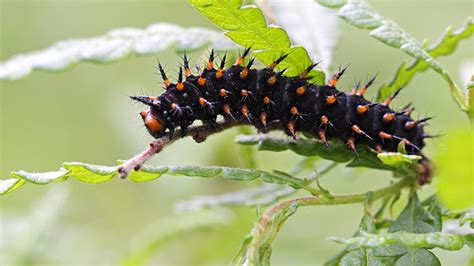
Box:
[199, 97, 207, 106]
[263, 96, 271, 105]
[290, 106, 299, 115]
[223, 104, 232, 115]
[141, 110, 164, 133]
[375, 144, 383, 153]
[241, 105, 250, 118]
[378, 131, 392, 139]
[170, 103, 177, 110]
[405, 121, 416, 130]
[260, 112, 267, 127]
[176, 82, 184, 91]
[318, 129, 326, 141]
[356, 87, 367, 96]
[287, 121, 296, 135]
[240, 68, 249, 79]
[326, 95, 337, 105]
[148, 97, 157, 101]
[235, 57, 244, 66]
[328, 79, 337, 87]
[346, 137, 356, 150]
[216, 69, 223, 79]
[219, 88, 228, 97]
[164, 79, 171, 88]
[198, 77, 206, 87]
[267, 75, 277, 86]
[296, 86, 306, 96]
[320, 115, 328, 124]
[185, 68, 191, 77]
[351, 125, 362, 134]
[241, 89, 249, 97]
[356, 105, 368, 115]
[382, 113, 395, 123]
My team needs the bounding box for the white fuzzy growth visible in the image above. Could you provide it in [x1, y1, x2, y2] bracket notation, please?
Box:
[0, 23, 237, 81]
[264, 0, 341, 73]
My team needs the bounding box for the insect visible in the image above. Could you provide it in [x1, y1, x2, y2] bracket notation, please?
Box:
[132, 49, 432, 183]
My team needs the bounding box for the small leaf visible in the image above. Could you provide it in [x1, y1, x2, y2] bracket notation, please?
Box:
[190, 0, 325, 84]
[63, 162, 117, 183]
[377, 152, 421, 170]
[331, 231, 465, 251]
[10, 169, 69, 185]
[0, 23, 236, 81]
[0, 178, 26, 195]
[319, 0, 470, 112]
[378, 17, 473, 102]
[317, 0, 347, 9]
[236, 134, 419, 177]
[338, 0, 383, 29]
[435, 128, 474, 210]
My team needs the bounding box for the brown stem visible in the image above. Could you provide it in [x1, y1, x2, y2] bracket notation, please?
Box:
[118, 120, 282, 179]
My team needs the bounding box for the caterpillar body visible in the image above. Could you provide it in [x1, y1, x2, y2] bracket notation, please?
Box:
[132, 49, 432, 183]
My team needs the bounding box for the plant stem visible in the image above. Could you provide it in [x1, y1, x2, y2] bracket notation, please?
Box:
[243, 177, 412, 264]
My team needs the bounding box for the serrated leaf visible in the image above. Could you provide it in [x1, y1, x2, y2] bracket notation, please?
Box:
[266, 0, 341, 72]
[10, 169, 69, 185]
[63, 162, 117, 183]
[319, 0, 470, 112]
[377, 18, 473, 101]
[190, 0, 325, 84]
[0, 23, 236, 81]
[386, 191, 442, 265]
[236, 134, 420, 178]
[2, 161, 322, 195]
[435, 128, 474, 210]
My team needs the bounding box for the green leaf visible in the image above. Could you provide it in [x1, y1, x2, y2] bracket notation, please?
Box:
[237, 134, 420, 178]
[0, 23, 236, 81]
[176, 160, 336, 211]
[377, 152, 421, 173]
[63, 162, 117, 183]
[389, 192, 438, 234]
[318, 0, 470, 112]
[386, 191, 442, 265]
[378, 18, 473, 102]
[0, 178, 26, 195]
[11, 169, 69, 185]
[435, 128, 474, 210]
[331, 231, 465, 251]
[327, 214, 404, 266]
[2, 161, 323, 196]
[239, 201, 303, 265]
[189, 0, 325, 84]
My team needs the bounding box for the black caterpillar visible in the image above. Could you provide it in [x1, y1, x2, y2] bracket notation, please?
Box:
[132, 49, 432, 183]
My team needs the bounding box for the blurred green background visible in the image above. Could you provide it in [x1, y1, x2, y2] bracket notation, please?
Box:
[1, 0, 472, 265]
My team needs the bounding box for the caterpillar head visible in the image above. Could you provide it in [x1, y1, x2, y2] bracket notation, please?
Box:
[131, 96, 167, 138]
[140, 108, 166, 138]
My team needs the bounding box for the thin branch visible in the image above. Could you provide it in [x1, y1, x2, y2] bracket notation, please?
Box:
[118, 120, 282, 179]
[242, 177, 413, 264]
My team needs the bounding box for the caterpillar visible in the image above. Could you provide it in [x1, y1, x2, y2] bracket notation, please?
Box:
[131, 49, 432, 184]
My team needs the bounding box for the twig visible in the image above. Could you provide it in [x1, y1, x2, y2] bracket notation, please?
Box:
[118, 120, 282, 179]
[243, 177, 413, 264]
